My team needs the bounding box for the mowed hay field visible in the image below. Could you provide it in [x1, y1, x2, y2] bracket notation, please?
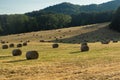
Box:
[0, 23, 120, 80]
[1, 22, 120, 43]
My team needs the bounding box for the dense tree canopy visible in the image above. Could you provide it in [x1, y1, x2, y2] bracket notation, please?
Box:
[0, 23, 3, 34]
[36, 13, 71, 30]
[0, 13, 72, 35]
[71, 11, 113, 26]
[0, 0, 119, 35]
[110, 7, 120, 32]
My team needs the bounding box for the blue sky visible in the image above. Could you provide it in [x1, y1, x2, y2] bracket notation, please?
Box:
[0, 0, 112, 14]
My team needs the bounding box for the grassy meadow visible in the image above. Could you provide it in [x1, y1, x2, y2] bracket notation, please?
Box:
[0, 23, 120, 80]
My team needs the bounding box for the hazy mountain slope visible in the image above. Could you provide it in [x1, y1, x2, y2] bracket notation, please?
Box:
[27, 0, 120, 15]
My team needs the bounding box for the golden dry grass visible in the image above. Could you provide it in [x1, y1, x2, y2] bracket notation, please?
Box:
[1, 22, 120, 43]
[0, 42, 120, 80]
[0, 23, 120, 80]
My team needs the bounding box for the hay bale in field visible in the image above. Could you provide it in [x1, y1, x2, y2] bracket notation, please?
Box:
[6, 41, 9, 43]
[1, 41, 5, 44]
[12, 49, 22, 56]
[113, 40, 118, 43]
[9, 43, 14, 48]
[36, 34, 38, 36]
[52, 43, 59, 48]
[81, 42, 89, 52]
[63, 35, 65, 37]
[2, 45, 8, 49]
[26, 51, 39, 60]
[20, 40, 23, 42]
[69, 30, 71, 32]
[101, 40, 110, 44]
[40, 40, 44, 42]
[27, 40, 30, 43]
[59, 36, 62, 38]
[23, 42, 27, 46]
[17, 44, 22, 47]
[49, 37, 52, 39]
[46, 41, 51, 42]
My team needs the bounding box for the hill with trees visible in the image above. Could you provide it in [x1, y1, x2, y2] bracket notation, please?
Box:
[26, 0, 120, 15]
[109, 7, 120, 32]
[0, 0, 120, 35]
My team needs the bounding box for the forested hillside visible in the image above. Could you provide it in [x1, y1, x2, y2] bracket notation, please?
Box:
[110, 7, 120, 32]
[26, 0, 120, 15]
[0, 0, 120, 35]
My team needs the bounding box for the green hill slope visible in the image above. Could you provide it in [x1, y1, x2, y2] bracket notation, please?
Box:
[26, 0, 120, 15]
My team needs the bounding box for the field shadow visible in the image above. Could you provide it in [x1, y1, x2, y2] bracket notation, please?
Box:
[4, 59, 27, 63]
[51, 24, 120, 44]
[70, 51, 81, 54]
[0, 55, 12, 58]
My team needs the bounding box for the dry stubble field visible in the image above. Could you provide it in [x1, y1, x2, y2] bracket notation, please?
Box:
[0, 23, 120, 80]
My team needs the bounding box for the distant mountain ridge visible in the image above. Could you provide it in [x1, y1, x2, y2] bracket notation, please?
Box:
[26, 0, 120, 15]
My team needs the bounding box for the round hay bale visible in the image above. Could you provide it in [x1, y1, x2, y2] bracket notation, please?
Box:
[17, 44, 22, 48]
[20, 40, 23, 42]
[52, 43, 59, 48]
[23, 42, 27, 46]
[1, 41, 5, 44]
[6, 41, 9, 43]
[113, 40, 118, 43]
[63, 35, 65, 37]
[49, 37, 52, 39]
[101, 40, 110, 44]
[69, 30, 71, 32]
[59, 36, 62, 38]
[81, 45, 89, 52]
[12, 49, 22, 56]
[26, 51, 39, 60]
[36, 34, 38, 36]
[9, 43, 14, 48]
[26, 40, 30, 43]
[2, 45, 8, 49]
[40, 40, 44, 42]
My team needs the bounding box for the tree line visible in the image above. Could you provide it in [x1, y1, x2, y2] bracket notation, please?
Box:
[110, 7, 120, 32]
[0, 11, 114, 35]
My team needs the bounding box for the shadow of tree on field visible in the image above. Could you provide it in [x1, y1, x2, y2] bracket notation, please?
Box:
[0, 55, 12, 58]
[4, 59, 27, 63]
